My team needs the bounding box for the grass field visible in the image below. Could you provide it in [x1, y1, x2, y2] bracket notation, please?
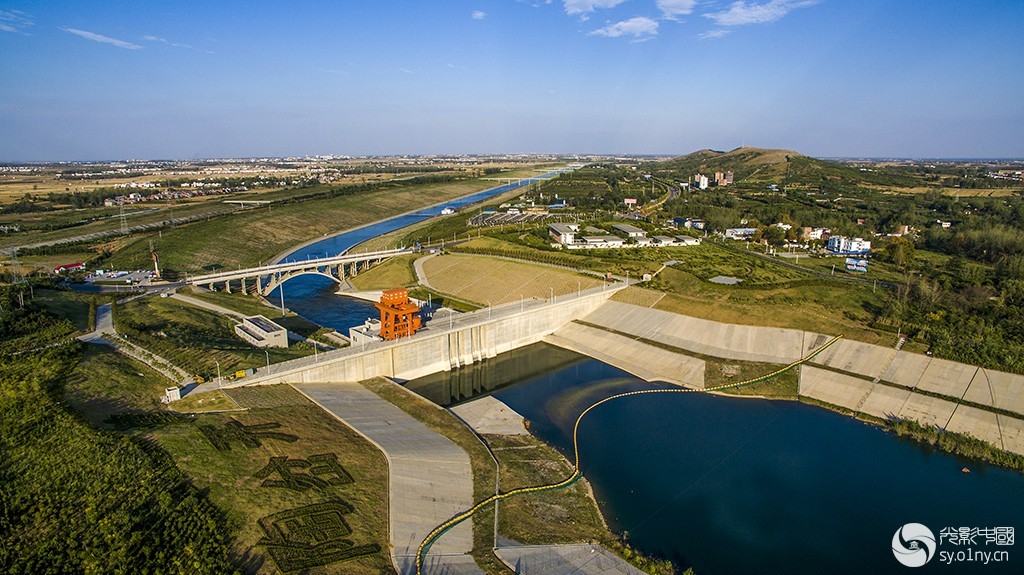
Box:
[642, 266, 897, 346]
[153, 384, 394, 575]
[114, 295, 314, 378]
[349, 254, 419, 290]
[33, 288, 94, 331]
[487, 433, 609, 544]
[663, 243, 808, 285]
[64, 343, 174, 427]
[422, 253, 606, 306]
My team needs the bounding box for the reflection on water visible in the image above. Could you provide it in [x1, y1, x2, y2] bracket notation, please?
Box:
[404, 343, 586, 406]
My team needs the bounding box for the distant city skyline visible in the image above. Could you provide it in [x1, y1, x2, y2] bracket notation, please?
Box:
[1, 0, 1022, 161]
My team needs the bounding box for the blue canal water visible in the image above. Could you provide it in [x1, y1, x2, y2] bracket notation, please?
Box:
[409, 343, 1024, 575]
[271, 172, 564, 332]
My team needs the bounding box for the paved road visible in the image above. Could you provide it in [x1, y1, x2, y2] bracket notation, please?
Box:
[413, 252, 438, 288]
[294, 381, 483, 575]
[78, 303, 114, 343]
[170, 293, 245, 318]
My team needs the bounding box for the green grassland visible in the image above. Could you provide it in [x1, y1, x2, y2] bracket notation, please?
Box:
[63, 343, 173, 426]
[181, 286, 284, 317]
[33, 288, 93, 331]
[113, 295, 314, 378]
[348, 254, 419, 290]
[151, 385, 394, 575]
[2, 303, 237, 575]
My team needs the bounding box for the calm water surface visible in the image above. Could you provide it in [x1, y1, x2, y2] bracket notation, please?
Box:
[410, 343, 1024, 575]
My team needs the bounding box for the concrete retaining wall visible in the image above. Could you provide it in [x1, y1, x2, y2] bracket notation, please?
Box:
[580, 300, 811, 363]
[231, 288, 617, 387]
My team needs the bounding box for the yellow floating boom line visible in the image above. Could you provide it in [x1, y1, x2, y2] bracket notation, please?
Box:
[415, 334, 843, 574]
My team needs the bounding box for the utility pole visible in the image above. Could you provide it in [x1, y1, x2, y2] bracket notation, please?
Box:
[278, 276, 286, 317]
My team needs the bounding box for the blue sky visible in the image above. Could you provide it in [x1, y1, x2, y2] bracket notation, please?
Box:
[1, 1, 1022, 160]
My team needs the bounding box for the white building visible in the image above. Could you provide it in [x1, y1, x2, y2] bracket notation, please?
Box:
[234, 315, 289, 348]
[826, 236, 871, 255]
[612, 223, 647, 238]
[725, 228, 758, 240]
[674, 235, 702, 246]
[549, 222, 579, 245]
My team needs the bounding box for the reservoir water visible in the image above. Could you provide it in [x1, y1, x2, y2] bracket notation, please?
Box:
[408, 343, 1024, 575]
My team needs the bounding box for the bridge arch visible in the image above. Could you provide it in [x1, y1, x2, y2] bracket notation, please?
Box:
[260, 269, 343, 296]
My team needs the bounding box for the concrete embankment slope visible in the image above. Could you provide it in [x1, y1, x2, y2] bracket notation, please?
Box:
[555, 300, 1024, 456]
[295, 382, 483, 575]
[544, 321, 705, 388]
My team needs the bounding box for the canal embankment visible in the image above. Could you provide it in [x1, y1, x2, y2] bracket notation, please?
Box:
[544, 299, 1024, 456]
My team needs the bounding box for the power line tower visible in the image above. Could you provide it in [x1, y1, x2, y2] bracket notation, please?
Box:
[120, 205, 129, 235]
[8, 248, 31, 307]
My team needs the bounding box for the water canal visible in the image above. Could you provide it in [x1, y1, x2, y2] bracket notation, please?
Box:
[271, 172, 565, 333]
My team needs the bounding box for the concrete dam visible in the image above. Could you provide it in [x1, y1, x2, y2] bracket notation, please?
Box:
[231, 289, 1024, 457]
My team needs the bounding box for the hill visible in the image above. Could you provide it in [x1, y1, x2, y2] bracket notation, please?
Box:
[646, 146, 923, 190]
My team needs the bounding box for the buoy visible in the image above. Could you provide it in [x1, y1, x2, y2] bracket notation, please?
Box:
[962, 467, 971, 473]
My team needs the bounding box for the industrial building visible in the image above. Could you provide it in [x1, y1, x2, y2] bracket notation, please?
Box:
[235, 315, 289, 348]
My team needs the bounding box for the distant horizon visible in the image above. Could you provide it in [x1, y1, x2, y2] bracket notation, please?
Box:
[4, 148, 1024, 165]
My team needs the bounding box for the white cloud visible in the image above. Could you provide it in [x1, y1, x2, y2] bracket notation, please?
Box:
[61, 27, 141, 49]
[698, 28, 731, 39]
[589, 16, 659, 39]
[656, 0, 697, 19]
[142, 34, 214, 54]
[472, 10, 487, 20]
[705, 0, 818, 27]
[0, 9, 34, 33]
[563, 0, 627, 17]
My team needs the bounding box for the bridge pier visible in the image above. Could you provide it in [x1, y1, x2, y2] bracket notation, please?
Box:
[241, 277, 248, 295]
[224, 279, 231, 294]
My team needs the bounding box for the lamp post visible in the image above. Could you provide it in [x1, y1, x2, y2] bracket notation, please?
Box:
[549, 287, 554, 302]
[577, 280, 581, 298]
[520, 294, 525, 313]
[487, 301, 492, 319]
[216, 361, 221, 388]
[264, 350, 270, 374]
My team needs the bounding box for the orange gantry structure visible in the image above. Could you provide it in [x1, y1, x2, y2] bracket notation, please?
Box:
[374, 288, 422, 340]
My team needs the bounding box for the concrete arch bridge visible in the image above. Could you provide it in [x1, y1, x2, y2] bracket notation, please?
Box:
[185, 247, 412, 296]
